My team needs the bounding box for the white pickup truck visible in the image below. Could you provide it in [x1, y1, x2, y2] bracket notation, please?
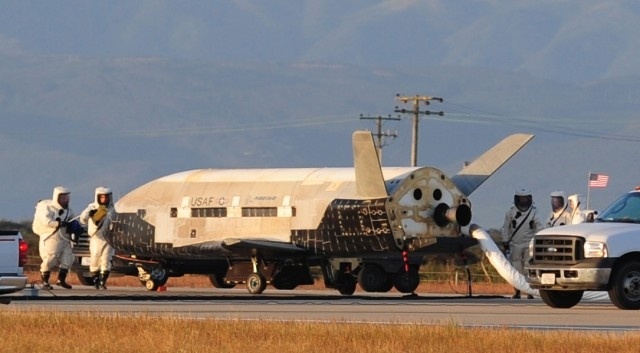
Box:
[0, 230, 29, 295]
[526, 188, 640, 310]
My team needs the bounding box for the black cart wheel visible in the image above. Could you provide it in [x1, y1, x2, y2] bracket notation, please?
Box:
[336, 273, 357, 295]
[209, 273, 236, 289]
[357, 264, 387, 292]
[76, 272, 95, 286]
[393, 267, 420, 293]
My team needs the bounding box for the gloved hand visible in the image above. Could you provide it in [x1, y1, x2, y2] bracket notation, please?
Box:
[91, 206, 108, 223]
[529, 220, 535, 229]
[511, 220, 516, 228]
[88, 209, 97, 217]
[502, 242, 510, 251]
[55, 217, 68, 228]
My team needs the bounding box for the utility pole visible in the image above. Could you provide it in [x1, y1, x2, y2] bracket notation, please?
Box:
[359, 114, 400, 164]
[394, 94, 444, 167]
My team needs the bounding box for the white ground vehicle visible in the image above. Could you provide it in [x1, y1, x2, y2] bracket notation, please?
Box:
[0, 230, 28, 295]
[526, 188, 640, 309]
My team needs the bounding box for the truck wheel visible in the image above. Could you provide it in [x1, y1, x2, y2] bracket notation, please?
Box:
[608, 261, 640, 310]
[539, 290, 583, 308]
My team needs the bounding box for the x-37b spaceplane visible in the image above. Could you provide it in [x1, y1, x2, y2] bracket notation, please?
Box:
[105, 131, 533, 294]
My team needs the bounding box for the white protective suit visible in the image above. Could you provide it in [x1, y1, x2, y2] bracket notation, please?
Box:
[79, 187, 114, 273]
[32, 186, 75, 273]
[501, 190, 543, 277]
[568, 194, 586, 224]
[546, 191, 572, 228]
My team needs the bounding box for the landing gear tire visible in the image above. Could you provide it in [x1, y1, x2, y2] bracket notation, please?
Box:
[336, 273, 357, 295]
[209, 273, 236, 289]
[358, 264, 387, 292]
[246, 273, 267, 294]
[393, 267, 420, 293]
[539, 290, 583, 308]
[608, 261, 640, 310]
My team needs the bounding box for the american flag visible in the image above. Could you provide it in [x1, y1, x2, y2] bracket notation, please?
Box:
[589, 173, 609, 188]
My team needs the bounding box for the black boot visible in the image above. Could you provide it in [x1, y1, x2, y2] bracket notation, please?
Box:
[99, 271, 110, 290]
[41, 271, 53, 290]
[511, 288, 521, 299]
[56, 268, 73, 289]
[91, 271, 100, 290]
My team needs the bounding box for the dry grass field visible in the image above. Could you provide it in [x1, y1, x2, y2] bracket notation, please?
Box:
[8, 271, 637, 353]
[1, 311, 638, 353]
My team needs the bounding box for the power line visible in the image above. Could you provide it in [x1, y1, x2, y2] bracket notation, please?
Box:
[359, 114, 401, 164]
[394, 94, 444, 167]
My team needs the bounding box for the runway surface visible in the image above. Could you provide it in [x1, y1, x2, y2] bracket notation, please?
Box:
[2, 286, 638, 332]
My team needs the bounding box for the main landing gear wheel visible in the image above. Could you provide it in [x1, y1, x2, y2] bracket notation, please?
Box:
[246, 273, 267, 294]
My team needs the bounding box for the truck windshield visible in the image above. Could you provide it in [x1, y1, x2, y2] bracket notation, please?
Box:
[596, 192, 640, 223]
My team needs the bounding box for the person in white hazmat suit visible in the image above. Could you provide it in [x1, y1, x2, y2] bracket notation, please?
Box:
[79, 187, 115, 290]
[501, 188, 543, 299]
[568, 194, 586, 224]
[545, 191, 572, 228]
[32, 186, 76, 290]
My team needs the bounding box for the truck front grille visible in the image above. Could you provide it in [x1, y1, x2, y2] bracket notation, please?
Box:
[76, 233, 90, 251]
[532, 235, 583, 265]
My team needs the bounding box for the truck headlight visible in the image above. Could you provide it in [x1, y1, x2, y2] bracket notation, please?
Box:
[584, 241, 608, 258]
[528, 237, 535, 259]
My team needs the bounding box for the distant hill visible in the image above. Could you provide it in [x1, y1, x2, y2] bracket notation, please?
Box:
[2, 1, 640, 83]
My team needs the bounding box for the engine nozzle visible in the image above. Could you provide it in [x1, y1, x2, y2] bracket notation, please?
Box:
[433, 203, 472, 227]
